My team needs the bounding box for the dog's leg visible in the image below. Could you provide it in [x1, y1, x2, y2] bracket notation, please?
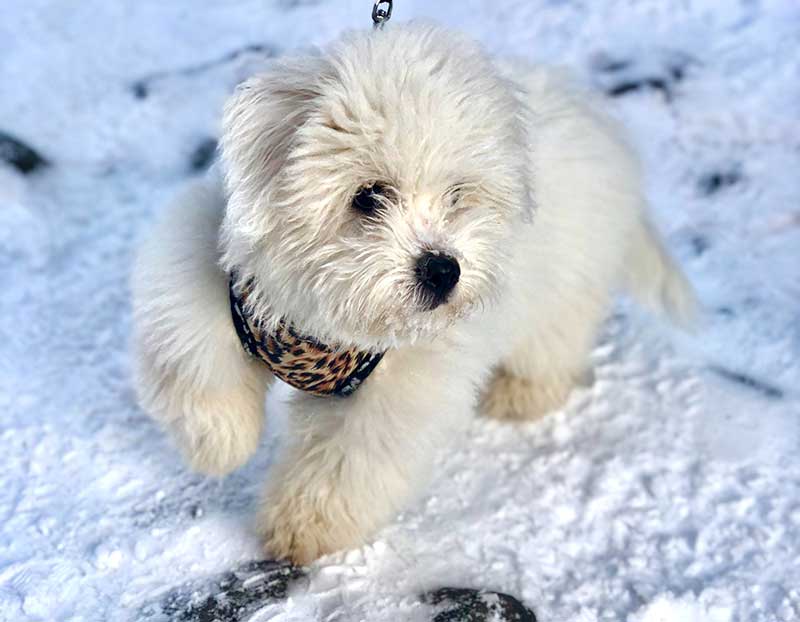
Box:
[133, 177, 272, 475]
[257, 344, 477, 564]
[479, 292, 608, 421]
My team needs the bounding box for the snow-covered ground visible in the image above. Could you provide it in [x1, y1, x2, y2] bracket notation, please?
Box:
[1, 1, 799, 620]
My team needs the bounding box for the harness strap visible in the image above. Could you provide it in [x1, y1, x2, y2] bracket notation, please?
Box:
[229, 277, 384, 397]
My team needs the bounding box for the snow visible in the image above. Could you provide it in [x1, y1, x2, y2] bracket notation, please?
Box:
[1, 1, 799, 621]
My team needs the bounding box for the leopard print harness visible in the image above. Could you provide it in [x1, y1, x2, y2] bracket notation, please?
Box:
[229, 278, 385, 397]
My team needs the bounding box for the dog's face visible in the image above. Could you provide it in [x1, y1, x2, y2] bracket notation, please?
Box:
[221, 24, 532, 350]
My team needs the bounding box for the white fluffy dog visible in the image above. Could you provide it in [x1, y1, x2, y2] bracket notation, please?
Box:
[132, 23, 695, 564]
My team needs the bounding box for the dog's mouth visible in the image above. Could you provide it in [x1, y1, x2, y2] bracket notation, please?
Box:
[416, 286, 456, 312]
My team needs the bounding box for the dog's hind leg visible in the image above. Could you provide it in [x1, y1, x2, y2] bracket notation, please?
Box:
[479, 289, 609, 422]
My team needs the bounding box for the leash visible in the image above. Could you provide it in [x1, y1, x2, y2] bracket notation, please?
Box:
[372, 1, 393, 29]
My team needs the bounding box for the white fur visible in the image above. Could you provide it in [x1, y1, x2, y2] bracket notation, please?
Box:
[131, 176, 273, 475]
[131, 23, 696, 563]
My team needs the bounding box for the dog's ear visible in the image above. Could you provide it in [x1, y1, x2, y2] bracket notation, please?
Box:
[220, 55, 329, 198]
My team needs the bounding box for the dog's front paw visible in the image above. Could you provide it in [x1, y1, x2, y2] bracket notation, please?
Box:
[260, 516, 336, 566]
[258, 493, 364, 565]
[257, 475, 371, 565]
[166, 385, 265, 477]
[479, 368, 580, 421]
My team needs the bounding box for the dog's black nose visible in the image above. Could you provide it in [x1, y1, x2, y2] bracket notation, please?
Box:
[415, 252, 460, 308]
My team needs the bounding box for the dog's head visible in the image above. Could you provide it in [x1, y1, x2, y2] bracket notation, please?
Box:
[220, 23, 532, 350]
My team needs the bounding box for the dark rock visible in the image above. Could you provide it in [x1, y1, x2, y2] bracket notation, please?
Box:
[131, 81, 149, 99]
[710, 366, 784, 400]
[698, 169, 742, 196]
[690, 234, 710, 256]
[668, 62, 686, 81]
[607, 77, 671, 99]
[0, 131, 48, 174]
[424, 587, 537, 622]
[147, 559, 304, 621]
[715, 306, 735, 318]
[591, 50, 695, 102]
[190, 138, 218, 172]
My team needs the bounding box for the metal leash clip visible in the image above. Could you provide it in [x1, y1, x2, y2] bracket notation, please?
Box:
[372, 0, 393, 29]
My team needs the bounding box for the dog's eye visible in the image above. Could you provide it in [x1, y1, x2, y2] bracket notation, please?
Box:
[352, 183, 386, 215]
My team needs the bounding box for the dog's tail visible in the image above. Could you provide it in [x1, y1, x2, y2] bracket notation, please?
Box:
[623, 216, 699, 329]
